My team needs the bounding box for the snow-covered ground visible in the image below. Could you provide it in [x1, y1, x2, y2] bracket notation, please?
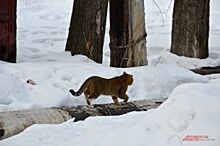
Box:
[1, 80, 220, 146]
[0, 0, 220, 146]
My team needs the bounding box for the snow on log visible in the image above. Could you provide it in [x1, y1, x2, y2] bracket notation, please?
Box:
[0, 98, 166, 140]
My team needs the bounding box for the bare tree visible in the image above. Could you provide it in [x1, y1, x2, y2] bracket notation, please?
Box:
[109, 0, 147, 67]
[65, 0, 108, 63]
[171, 0, 210, 59]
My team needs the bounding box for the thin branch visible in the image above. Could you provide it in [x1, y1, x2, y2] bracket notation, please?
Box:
[152, 0, 165, 27]
[165, 0, 173, 14]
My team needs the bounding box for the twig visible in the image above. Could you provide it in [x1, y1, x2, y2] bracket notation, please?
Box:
[152, 0, 165, 27]
[165, 0, 173, 14]
[153, 56, 162, 66]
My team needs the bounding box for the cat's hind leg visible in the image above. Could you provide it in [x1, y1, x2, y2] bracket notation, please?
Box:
[86, 93, 99, 106]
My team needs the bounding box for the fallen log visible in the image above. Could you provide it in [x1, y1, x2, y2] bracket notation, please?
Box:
[0, 98, 166, 140]
[190, 66, 220, 75]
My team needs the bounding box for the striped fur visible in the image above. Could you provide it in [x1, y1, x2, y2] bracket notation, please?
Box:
[69, 72, 133, 105]
[69, 89, 83, 96]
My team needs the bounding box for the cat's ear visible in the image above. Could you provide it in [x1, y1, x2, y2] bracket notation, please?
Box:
[123, 71, 127, 75]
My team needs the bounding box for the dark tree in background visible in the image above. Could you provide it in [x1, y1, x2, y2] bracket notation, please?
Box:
[110, 0, 147, 67]
[65, 0, 108, 63]
[0, 0, 16, 63]
[171, 0, 210, 59]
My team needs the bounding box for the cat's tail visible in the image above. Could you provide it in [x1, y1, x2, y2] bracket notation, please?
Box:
[69, 82, 86, 96]
[69, 88, 84, 96]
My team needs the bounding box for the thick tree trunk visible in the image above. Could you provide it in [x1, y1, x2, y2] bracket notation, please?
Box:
[130, 0, 148, 66]
[0, 0, 16, 63]
[171, 0, 210, 59]
[0, 98, 166, 140]
[65, 0, 108, 63]
[109, 0, 147, 67]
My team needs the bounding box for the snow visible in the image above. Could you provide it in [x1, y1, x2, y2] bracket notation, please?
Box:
[1, 80, 220, 146]
[0, 61, 209, 111]
[0, 0, 220, 145]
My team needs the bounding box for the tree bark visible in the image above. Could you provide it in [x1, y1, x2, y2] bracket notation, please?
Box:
[130, 0, 148, 66]
[0, 98, 166, 140]
[171, 0, 210, 59]
[65, 0, 108, 63]
[109, 0, 147, 67]
[0, 0, 16, 63]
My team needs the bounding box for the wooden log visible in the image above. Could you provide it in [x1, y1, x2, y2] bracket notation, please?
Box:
[190, 66, 220, 75]
[0, 108, 71, 140]
[0, 98, 166, 140]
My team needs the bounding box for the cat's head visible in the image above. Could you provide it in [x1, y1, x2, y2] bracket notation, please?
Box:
[122, 72, 133, 85]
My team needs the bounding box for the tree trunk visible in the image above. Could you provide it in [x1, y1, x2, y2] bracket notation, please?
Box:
[65, 0, 108, 63]
[0, 98, 166, 140]
[0, 0, 16, 63]
[109, 0, 147, 67]
[130, 0, 148, 66]
[171, 0, 210, 59]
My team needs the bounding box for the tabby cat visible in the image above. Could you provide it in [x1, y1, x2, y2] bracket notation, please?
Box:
[69, 72, 133, 105]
